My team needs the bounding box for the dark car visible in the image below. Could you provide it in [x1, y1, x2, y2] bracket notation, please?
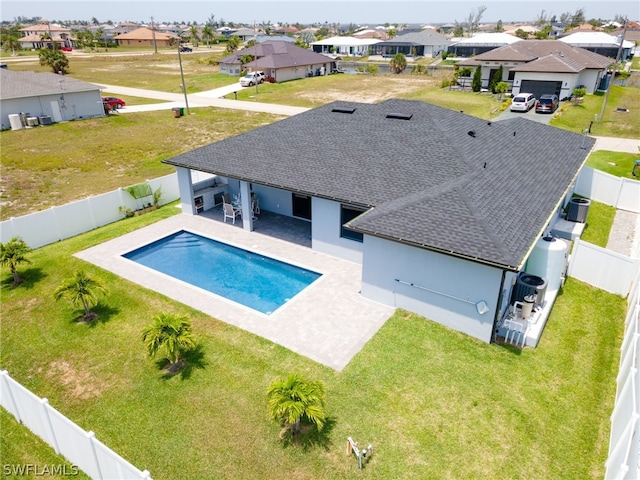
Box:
[535, 94, 559, 114]
[101, 96, 126, 109]
[180, 46, 192, 53]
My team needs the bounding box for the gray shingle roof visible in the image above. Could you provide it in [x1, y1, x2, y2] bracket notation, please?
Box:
[164, 99, 595, 270]
[0, 69, 101, 100]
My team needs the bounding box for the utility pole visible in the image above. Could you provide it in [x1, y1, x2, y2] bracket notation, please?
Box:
[598, 19, 628, 123]
[150, 16, 158, 54]
[177, 42, 190, 115]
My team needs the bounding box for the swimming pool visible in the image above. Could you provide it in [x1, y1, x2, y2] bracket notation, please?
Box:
[123, 230, 321, 314]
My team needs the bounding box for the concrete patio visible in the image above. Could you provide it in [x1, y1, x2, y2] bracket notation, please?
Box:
[74, 212, 394, 371]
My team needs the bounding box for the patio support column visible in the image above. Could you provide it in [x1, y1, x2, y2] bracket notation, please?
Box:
[239, 181, 254, 232]
[176, 167, 196, 215]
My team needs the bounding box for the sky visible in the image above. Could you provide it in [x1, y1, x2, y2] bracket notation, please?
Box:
[1, 0, 638, 26]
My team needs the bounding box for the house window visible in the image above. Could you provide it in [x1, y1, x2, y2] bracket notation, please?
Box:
[508, 70, 515, 81]
[340, 205, 365, 242]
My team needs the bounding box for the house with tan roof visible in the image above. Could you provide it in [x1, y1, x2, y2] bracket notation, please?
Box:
[18, 22, 72, 50]
[458, 40, 612, 98]
[114, 27, 178, 47]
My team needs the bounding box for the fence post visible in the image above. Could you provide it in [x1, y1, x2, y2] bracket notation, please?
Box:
[86, 196, 98, 230]
[86, 431, 104, 480]
[40, 398, 61, 454]
[50, 206, 63, 242]
[0, 370, 22, 422]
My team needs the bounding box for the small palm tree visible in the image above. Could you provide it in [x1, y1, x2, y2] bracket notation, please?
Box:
[389, 53, 407, 74]
[53, 271, 108, 321]
[266, 373, 326, 437]
[141, 312, 197, 372]
[0, 236, 32, 285]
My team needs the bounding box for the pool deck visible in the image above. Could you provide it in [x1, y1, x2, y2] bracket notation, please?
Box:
[75, 213, 394, 371]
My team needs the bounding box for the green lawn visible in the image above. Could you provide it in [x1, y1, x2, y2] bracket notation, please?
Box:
[0, 205, 625, 480]
[1, 409, 91, 480]
[0, 108, 283, 219]
[551, 85, 640, 138]
[586, 150, 640, 179]
[580, 200, 617, 247]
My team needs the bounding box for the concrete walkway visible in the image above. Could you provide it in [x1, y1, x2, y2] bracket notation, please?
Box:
[100, 83, 309, 116]
[592, 136, 640, 154]
[592, 137, 640, 258]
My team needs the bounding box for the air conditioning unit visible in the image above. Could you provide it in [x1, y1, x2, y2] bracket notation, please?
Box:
[26, 117, 39, 127]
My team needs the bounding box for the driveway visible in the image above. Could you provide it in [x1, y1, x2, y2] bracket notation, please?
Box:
[494, 104, 558, 125]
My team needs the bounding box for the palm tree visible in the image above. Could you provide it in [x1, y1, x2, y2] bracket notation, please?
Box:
[53, 271, 108, 321]
[141, 312, 197, 371]
[189, 25, 200, 47]
[266, 373, 326, 437]
[389, 53, 407, 74]
[0, 236, 32, 285]
[201, 24, 213, 48]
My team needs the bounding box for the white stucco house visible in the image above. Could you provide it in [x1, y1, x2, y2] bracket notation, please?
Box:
[310, 36, 381, 57]
[0, 69, 104, 131]
[458, 40, 612, 99]
[164, 99, 595, 345]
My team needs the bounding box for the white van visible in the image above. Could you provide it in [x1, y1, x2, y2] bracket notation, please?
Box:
[510, 93, 536, 112]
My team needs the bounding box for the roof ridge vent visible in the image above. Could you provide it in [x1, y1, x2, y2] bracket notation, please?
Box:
[331, 107, 356, 114]
[386, 112, 413, 120]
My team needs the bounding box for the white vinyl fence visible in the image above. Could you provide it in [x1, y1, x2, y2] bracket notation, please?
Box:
[0, 370, 151, 480]
[567, 239, 640, 297]
[575, 167, 640, 213]
[0, 174, 179, 249]
[605, 269, 640, 480]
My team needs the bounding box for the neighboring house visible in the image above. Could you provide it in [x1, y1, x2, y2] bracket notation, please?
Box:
[113, 22, 140, 36]
[114, 27, 177, 47]
[18, 22, 73, 50]
[0, 69, 104, 130]
[353, 28, 389, 40]
[164, 99, 595, 344]
[310, 36, 381, 57]
[448, 32, 520, 56]
[458, 40, 612, 98]
[559, 32, 634, 60]
[233, 28, 259, 42]
[271, 25, 299, 36]
[371, 29, 450, 58]
[89, 24, 117, 43]
[218, 40, 336, 80]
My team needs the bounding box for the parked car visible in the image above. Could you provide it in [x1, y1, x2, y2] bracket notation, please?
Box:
[510, 93, 536, 112]
[535, 94, 559, 114]
[239, 71, 265, 87]
[179, 46, 192, 53]
[61, 47, 73, 52]
[101, 97, 126, 109]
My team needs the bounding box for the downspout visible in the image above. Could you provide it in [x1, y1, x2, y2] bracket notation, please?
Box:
[490, 269, 508, 344]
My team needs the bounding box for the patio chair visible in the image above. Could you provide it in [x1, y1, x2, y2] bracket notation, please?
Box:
[223, 202, 241, 224]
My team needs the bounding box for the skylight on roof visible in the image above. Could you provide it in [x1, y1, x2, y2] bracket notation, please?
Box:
[386, 112, 413, 120]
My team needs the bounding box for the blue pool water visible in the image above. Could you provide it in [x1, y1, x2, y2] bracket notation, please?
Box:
[123, 230, 321, 314]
